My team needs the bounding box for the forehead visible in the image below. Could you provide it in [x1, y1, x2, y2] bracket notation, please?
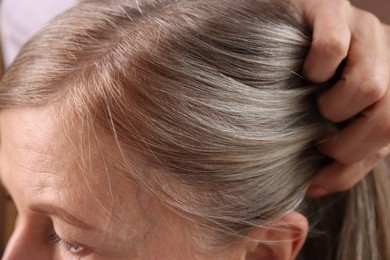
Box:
[0, 107, 103, 201]
[0, 108, 62, 176]
[0, 108, 204, 258]
[1, 107, 132, 210]
[0, 108, 55, 148]
[0, 107, 89, 177]
[0, 107, 162, 247]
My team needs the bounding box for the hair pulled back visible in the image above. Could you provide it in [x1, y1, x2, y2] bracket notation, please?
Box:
[1, 0, 389, 259]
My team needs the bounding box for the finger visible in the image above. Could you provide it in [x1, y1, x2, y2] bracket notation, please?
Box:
[318, 88, 390, 164]
[386, 23, 390, 46]
[317, 9, 389, 122]
[302, 0, 351, 83]
[307, 145, 390, 198]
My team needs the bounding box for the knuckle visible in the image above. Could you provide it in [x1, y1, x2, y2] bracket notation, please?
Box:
[330, 0, 351, 9]
[358, 10, 381, 28]
[338, 0, 352, 11]
[346, 71, 387, 104]
[357, 75, 387, 102]
[313, 36, 348, 59]
[344, 0, 352, 8]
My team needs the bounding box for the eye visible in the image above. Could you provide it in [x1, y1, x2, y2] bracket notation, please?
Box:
[63, 241, 84, 254]
[49, 233, 86, 255]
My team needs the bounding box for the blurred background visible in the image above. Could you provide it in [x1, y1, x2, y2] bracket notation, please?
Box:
[353, 0, 390, 23]
[0, 0, 389, 255]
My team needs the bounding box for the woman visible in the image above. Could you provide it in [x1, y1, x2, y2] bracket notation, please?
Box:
[1, 0, 390, 259]
[1, 0, 389, 196]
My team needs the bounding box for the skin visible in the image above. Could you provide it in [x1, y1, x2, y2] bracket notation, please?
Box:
[0, 107, 211, 259]
[299, 0, 390, 197]
[2, 0, 390, 256]
[0, 107, 307, 260]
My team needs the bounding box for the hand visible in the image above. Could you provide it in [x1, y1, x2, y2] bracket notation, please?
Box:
[298, 0, 390, 197]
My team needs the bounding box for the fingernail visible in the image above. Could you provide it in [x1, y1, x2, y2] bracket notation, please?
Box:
[306, 186, 329, 198]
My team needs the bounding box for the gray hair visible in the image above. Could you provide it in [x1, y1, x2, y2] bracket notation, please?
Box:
[1, 0, 390, 259]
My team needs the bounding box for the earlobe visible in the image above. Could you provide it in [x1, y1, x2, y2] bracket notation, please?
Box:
[243, 211, 308, 260]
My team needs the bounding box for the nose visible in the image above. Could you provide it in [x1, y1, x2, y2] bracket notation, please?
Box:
[2, 217, 52, 260]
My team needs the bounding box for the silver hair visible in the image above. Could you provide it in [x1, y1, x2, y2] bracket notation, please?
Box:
[1, 0, 390, 259]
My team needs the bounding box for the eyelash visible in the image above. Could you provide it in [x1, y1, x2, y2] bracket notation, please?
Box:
[2, 191, 91, 256]
[49, 232, 86, 255]
[2, 191, 90, 256]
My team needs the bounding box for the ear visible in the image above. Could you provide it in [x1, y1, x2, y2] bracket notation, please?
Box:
[239, 211, 308, 260]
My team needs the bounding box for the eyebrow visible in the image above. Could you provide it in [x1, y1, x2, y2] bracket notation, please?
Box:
[30, 204, 97, 231]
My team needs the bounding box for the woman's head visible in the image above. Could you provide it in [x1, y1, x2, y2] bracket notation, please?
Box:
[0, 0, 341, 259]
